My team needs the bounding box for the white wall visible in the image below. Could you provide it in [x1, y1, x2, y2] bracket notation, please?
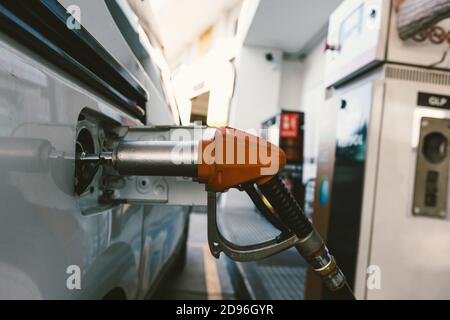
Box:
[170, 1, 243, 127]
[228, 46, 282, 129]
[298, 39, 327, 106]
[222, 40, 327, 207]
[272, 38, 328, 183]
[261, 37, 329, 184]
[170, 1, 243, 69]
[223, 45, 283, 208]
[297, 38, 328, 182]
[172, 52, 236, 126]
[278, 59, 303, 110]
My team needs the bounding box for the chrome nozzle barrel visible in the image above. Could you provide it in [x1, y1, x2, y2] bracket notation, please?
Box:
[113, 140, 198, 177]
[78, 141, 199, 178]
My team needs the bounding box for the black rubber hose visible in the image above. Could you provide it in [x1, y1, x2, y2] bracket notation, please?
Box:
[327, 282, 355, 300]
[260, 175, 355, 300]
[258, 176, 313, 239]
[243, 183, 290, 233]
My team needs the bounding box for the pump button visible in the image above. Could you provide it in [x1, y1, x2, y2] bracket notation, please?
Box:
[425, 171, 439, 207]
[422, 132, 448, 164]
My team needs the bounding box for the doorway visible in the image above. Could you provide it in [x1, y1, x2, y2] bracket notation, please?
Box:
[190, 92, 210, 125]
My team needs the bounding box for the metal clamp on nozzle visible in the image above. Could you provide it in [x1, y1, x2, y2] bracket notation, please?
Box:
[309, 247, 346, 292]
[295, 229, 346, 291]
[78, 151, 113, 164]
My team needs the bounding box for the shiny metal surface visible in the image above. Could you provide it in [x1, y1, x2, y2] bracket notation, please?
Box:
[311, 250, 346, 292]
[295, 229, 324, 258]
[207, 192, 302, 262]
[78, 151, 113, 163]
[309, 250, 332, 272]
[323, 269, 346, 291]
[114, 141, 198, 177]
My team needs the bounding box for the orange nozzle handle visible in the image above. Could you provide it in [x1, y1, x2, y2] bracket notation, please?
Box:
[197, 127, 286, 192]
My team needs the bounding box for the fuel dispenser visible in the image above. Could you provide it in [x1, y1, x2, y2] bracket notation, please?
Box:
[75, 122, 354, 299]
[312, 0, 450, 300]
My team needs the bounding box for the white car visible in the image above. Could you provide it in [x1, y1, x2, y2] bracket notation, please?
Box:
[0, 0, 190, 299]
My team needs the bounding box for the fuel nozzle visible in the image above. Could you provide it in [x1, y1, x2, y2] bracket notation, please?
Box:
[78, 127, 284, 191]
[78, 126, 353, 299]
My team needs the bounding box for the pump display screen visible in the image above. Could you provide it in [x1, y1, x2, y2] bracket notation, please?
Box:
[339, 4, 364, 46]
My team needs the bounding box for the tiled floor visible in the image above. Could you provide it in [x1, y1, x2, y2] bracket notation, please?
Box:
[157, 208, 308, 300]
[155, 213, 235, 300]
[219, 207, 308, 300]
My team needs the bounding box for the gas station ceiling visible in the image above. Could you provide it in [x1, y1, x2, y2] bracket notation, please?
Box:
[244, 0, 343, 54]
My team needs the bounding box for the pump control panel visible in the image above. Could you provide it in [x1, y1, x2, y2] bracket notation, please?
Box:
[413, 117, 450, 219]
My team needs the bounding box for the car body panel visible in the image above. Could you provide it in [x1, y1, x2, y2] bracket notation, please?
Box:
[0, 3, 189, 298]
[57, 0, 177, 126]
